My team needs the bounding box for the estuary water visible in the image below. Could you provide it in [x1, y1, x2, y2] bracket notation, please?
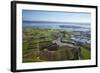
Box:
[23, 21, 90, 32]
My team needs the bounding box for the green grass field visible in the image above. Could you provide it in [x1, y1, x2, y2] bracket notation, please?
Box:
[22, 28, 91, 63]
[81, 46, 91, 59]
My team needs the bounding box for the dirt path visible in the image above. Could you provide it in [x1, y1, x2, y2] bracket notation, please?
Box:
[52, 36, 74, 48]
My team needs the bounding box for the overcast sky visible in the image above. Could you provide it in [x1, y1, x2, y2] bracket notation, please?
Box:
[22, 10, 91, 23]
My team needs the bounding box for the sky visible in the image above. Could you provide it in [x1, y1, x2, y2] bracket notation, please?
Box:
[22, 10, 91, 23]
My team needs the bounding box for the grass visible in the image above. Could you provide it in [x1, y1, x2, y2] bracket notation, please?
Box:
[23, 28, 91, 62]
[64, 33, 71, 40]
[23, 46, 79, 62]
[23, 59, 47, 63]
[31, 59, 47, 62]
[81, 46, 91, 59]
